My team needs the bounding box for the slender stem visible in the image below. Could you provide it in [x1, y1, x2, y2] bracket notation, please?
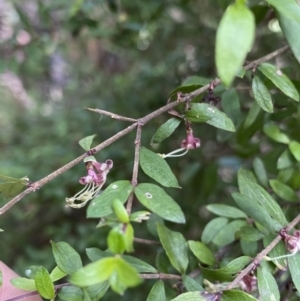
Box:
[134, 237, 161, 245]
[85, 108, 137, 122]
[140, 273, 182, 280]
[0, 45, 289, 215]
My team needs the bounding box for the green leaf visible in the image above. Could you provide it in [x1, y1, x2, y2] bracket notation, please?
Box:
[222, 289, 258, 301]
[253, 157, 268, 188]
[58, 285, 84, 301]
[151, 118, 181, 144]
[258, 63, 299, 102]
[146, 280, 165, 301]
[243, 101, 261, 129]
[78, 134, 96, 151]
[236, 226, 264, 241]
[170, 291, 209, 301]
[277, 150, 296, 169]
[124, 223, 134, 253]
[215, 2, 255, 87]
[107, 226, 126, 254]
[87, 181, 133, 218]
[10, 277, 36, 291]
[269, 179, 298, 201]
[35, 266, 55, 299]
[182, 76, 211, 86]
[86, 248, 157, 273]
[263, 123, 290, 144]
[157, 223, 189, 273]
[257, 267, 280, 301]
[139, 147, 180, 188]
[201, 217, 228, 244]
[232, 192, 282, 232]
[289, 140, 300, 162]
[112, 199, 129, 223]
[288, 252, 300, 294]
[134, 183, 185, 224]
[50, 266, 67, 282]
[51, 241, 82, 274]
[206, 204, 247, 219]
[221, 89, 241, 125]
[0, 174, 28, 198]
[186, 103, 235, 132]
[252, 75, 273, 112]
[182, 275, 203, 292]
[263, 235, 287, 268]
[212, 220, 248, 247]
[84, 282, 109, 301]
[188, 241, 216, 265]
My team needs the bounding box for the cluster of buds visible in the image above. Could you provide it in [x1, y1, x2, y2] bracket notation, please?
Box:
[66, 159, 113, 208]
[239, 273, 257, 293]
[280, 228, 300, 255]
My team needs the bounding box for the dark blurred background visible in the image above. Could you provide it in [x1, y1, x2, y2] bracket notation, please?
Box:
[1, 0, 299, 300]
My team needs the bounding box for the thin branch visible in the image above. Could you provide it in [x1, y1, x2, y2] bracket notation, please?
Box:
[134, 237, 161, 245]
[140, 273, 182, 280]
[227, 212, 300, 290]
[85, 108, 137, 122]
[0, 45, 289, 215]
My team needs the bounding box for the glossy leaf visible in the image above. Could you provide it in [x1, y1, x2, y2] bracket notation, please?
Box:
[222, 289, 258, 301]
[201, 217, 228, 244]
[188, 241, 216, 265]
[288, 252, 300, 293]
[252, 75, 273, 112]
[134, 183, 185, 224]
[182, 275, 203, 292]
[258, 63, 299, 102]
[269, 179, 298, 201]
[51, 241, 82, 275]
[253, 157, 268, 188]
[289, 140, 300, 162]
[157, 223, 189, 273]
[58, 285, 84, 301]
[170, 291, 209, 301]
[151, 118, 181, 144]
[139, 147, 180, 188]
[146, 280, 165, 301]
[263, 123, 290, 144]
[10, 277, 36, 291]
[78, 134, 96, 151]
[206, 204, 247, 219]
[35, 266, 55, 299]
[257, 267, 279, 301]
[50, 266, 67, 282]
[87, 181, 133, 218]
[215, 1, 255, 87]
[186, 103, 235, 132]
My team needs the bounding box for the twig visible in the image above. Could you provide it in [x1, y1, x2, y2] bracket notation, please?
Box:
[0, 45, 289, 215]
[85, 108, 137, 122]
[227, 212, 300, 290]
[140, 273, 182, 280]
[134, 237, 161, 245]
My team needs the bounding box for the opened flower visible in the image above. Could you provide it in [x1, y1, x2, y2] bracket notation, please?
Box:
[66, 159, 113, 208]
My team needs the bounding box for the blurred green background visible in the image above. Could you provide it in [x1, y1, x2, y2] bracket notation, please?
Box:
[1, 0, 300, 300]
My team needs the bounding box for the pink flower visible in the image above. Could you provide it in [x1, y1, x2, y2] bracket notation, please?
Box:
[180, 123, 200, 150]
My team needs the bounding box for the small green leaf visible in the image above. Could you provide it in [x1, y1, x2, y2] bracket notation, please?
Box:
[206, 204, 247, 219]
[186, 103, 235, 132]
[87, 181, 133, 218]
[134, 183, 185, 224]
[112, 199, 129, 223]
[157, 223, 189, 273]
[50, 266, 67, 282]
[257, 267, 280, 301]
[289, 140, 300, 162]
[107, 226, 126, 254]
[58, 285, 84, 301]
[277, 149, 296, 169]
[201, 217, 228, 244]
[124, 223, 134, 253]
[146, 280, 165, 301]
[288, 252, 300, 294]
[215, 2, 255, 87]
[258, 63, 299, 102]
[139, 147, 180, 188]
[237, 226, 264, 241]
[269, 179, 298, 201]
[263, 123, 290, 144]
[252, 75, 273, 112]
[182, 76, 211, 86]
[243, 101, 261, 129]
[253, 157, 268, 188]
[0, 228, 3, 232]
[35, 266, 55, 299]
[10, 277, 36, 291]
[0, 174, 28, 198]
[51, 241, 82, 275]
[78, 134, 96, 151]
[151, 118, 181, 144]
[170, 291, 208, 301]
[182, 275, 203, 292]
[129, 211, 151, 223]
[222, 289, 259, 301]
[212, 220, 247, 247]
[84, 282, 109, 301]
[188, 241, 216, 265]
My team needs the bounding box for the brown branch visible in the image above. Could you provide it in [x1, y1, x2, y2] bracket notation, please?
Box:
[0, 45, 289, 215]
[85, 108, 137, 122]
[134, 237, 161, 245]
[140, 273, 182, 280]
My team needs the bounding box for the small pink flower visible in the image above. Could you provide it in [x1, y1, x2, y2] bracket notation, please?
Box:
[180, 122, 201, 150]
